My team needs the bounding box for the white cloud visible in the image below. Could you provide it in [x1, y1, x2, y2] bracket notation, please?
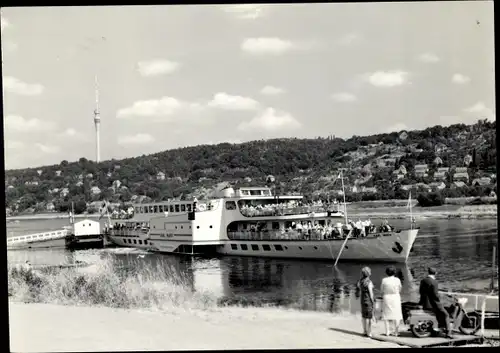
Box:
[118, 133, 155, 145]
[5, 140, 24, 150]
[5, 115, 57, 132]
[331, 92, 357, 103]
[452, 73, 471, 85]
[464, 102, 495, 121]
[117, 97, 184, 118]
[1, 15, 9, 31]
[3, 76, 44, 96]
[365, 70, 409, 87]
[417, 53, 440, 63]
[260, 86, 285, 95]
[208, 92, 260, 111]
[221, 4, 265, 19]
[137, 59, 180, 77]
[238, 108, 301, 131]
[35, 143, 60, 154]
[241, 37, 295, 55]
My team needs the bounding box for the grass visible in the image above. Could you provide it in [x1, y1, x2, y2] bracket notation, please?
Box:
[8, 255, 218, 312]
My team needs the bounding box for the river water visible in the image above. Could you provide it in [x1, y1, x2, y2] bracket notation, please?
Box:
[6, 217, 498, 313]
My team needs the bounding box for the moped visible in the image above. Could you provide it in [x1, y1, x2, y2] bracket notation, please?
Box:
[403, 295, 481, 338]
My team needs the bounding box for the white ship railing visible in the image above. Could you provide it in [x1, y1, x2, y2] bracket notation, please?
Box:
[239, 205, 341, 217]
[7, 229, 70, 245]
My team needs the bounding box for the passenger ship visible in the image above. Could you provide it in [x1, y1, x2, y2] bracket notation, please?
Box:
[107, 185, 419, 263]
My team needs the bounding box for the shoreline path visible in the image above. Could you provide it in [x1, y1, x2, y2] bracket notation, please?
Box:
[10, 302, 402, 351]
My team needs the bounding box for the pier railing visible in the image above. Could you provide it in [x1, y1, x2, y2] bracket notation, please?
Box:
[7, 229, 70, 245]
[227, 230, 346, 241]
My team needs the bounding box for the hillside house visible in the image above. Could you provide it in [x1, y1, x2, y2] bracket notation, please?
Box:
[361, 186, 377, 193]
[452, 181, 467, 189]
[433, 156, 443, 166]
[60, 188, 69, 197]
[106, 172, 113, 178]
[91, 186, 101, 195]
[77, 174, 84, 181]
[383, 158, 396, 167]
[414, 164, 429, 178]
[429, 182, 446, 191]
[86, 173, 93, 179]
[455, 167, 468, 174]
[435, 143, 449, 154]
[75, 181, 83, 187]
[401, 185, 412, 191]
[351, 185, 358, 193]
[437, 167, 450, 173]
[46, 202, 55, 211]
[472, 177, 492, 187]
[37, 169, 43, 176]
[25, 181, 39, 186]
[244, 177, 252, 183]
[415, 183, 432, 193]
[55, 170, 62, 177]
[114, 165, 121, 170]
[49, 188, 59, 194]
[453, 172, 469, 183]
[463, 155, 473, 166]
[112, 180, 122, 189]
[399, 131, 408, 140]
[156, 171, 166, 181]
[434, 171, 447, 181]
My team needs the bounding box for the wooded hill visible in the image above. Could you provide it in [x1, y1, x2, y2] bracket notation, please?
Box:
[4, 119, 497, 215]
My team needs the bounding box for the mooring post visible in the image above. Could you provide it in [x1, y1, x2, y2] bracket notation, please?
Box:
[491, 245, 497, 292]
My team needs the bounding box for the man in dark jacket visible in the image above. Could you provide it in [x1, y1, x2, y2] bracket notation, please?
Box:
[419, 267, 453, 338]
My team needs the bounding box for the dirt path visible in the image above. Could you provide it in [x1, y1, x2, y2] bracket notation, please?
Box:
[9, 302, 402, 351]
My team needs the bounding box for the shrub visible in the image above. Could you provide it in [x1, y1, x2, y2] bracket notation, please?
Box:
[417, 192, 445, 207]
[8, 256, 217, 311]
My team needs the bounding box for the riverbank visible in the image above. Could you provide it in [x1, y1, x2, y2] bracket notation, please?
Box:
[349, 204, 497, 220]
[9, 301, 401, 351]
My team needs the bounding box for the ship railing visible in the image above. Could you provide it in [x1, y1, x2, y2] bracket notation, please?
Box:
[7, 229, 70, 244]
[239, 205, 340, 218]
[227, 229, 344, 241]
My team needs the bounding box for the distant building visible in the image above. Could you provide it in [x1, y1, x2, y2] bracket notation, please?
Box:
[463, 155, 473, 166]
[452, 181, 467, 189]
[433, 171, 447, 181]
[244, 177, 252, 183]
[106, 172, 113, 178]
[37, 169, 43, 176]
[472, 177, 492, 187]
[433, 156, 443, 166]
[414, 164, 429, 178]
[75, 181, 83, 187]
[434, 143, 448, 154]
[60, 188, 69, 197]
[361, 186, 377, 193]
[90, 186, 101, 195]
[86, 173, 93, 179]
[455, 167, 468, 174]
[25, 181, 39, 186]
[55, 170, 62, 177]
[114, 165, 121, 170]
[112, 180, 122, 189]
[429, 181, 446, 191]
[46, 202, 55, 211]
[437, 167, 450, 173]
[156, 172, 166, 181]
[453, 172, 469, 183]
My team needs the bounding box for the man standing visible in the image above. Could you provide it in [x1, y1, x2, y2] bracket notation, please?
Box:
[419, 267, 453, 338]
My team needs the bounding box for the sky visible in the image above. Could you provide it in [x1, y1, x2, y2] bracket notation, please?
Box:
[1, 2, 495, 170]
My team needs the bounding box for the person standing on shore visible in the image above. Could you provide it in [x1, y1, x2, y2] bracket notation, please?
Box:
[356, 266, 375, 337]
[380, 266, 403, 336]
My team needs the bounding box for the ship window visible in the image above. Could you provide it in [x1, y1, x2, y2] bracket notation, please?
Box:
[262, 244, 271, 251]
[314, 246, 318, 250]
[241, 244, 248, 250]
[274, 245, 284, 251]
[133, 239, 137, 244]
[197, 226, 200, 229]
[242, 223, 248, 230]
[209, 225, 213, 229]
[225, 201, 237, 210]
[318, 220, 325, 226]
[145, 207, 149, 214]
[159, 205, 163, 212]
[187, 204, 192, 212]
[175, 205, 180, 212]
[181, 204, 186, 212]
[231, 244, 238, 250]
[149, 206, 154, 213]
[250, 190, 261, 196]
[139, 240, 143, 245]
[135, 207, 140, 213]
[138, 207, 143, 213]
[251, 244, 259, 251]
[272, 222, 280, 230]
[181, 226, 183, 229]
[144, 240, 148, 245]
[169, 205, 174, 212]
[175, 226, 177, 229]
[262, 190, 271, 196]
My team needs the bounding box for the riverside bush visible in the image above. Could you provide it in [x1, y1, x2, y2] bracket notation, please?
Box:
[8, 256, 217, 311]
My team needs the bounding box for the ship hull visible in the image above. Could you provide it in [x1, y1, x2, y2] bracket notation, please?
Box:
[148, 229, 419, 263]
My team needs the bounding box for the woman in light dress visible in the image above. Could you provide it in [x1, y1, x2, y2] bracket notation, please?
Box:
[380, 266, 403, 336]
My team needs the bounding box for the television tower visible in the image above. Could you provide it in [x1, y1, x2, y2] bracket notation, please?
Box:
[94, 75, 101, 163]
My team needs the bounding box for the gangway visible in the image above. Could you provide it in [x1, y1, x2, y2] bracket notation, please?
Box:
[7, 229, 71, 250]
